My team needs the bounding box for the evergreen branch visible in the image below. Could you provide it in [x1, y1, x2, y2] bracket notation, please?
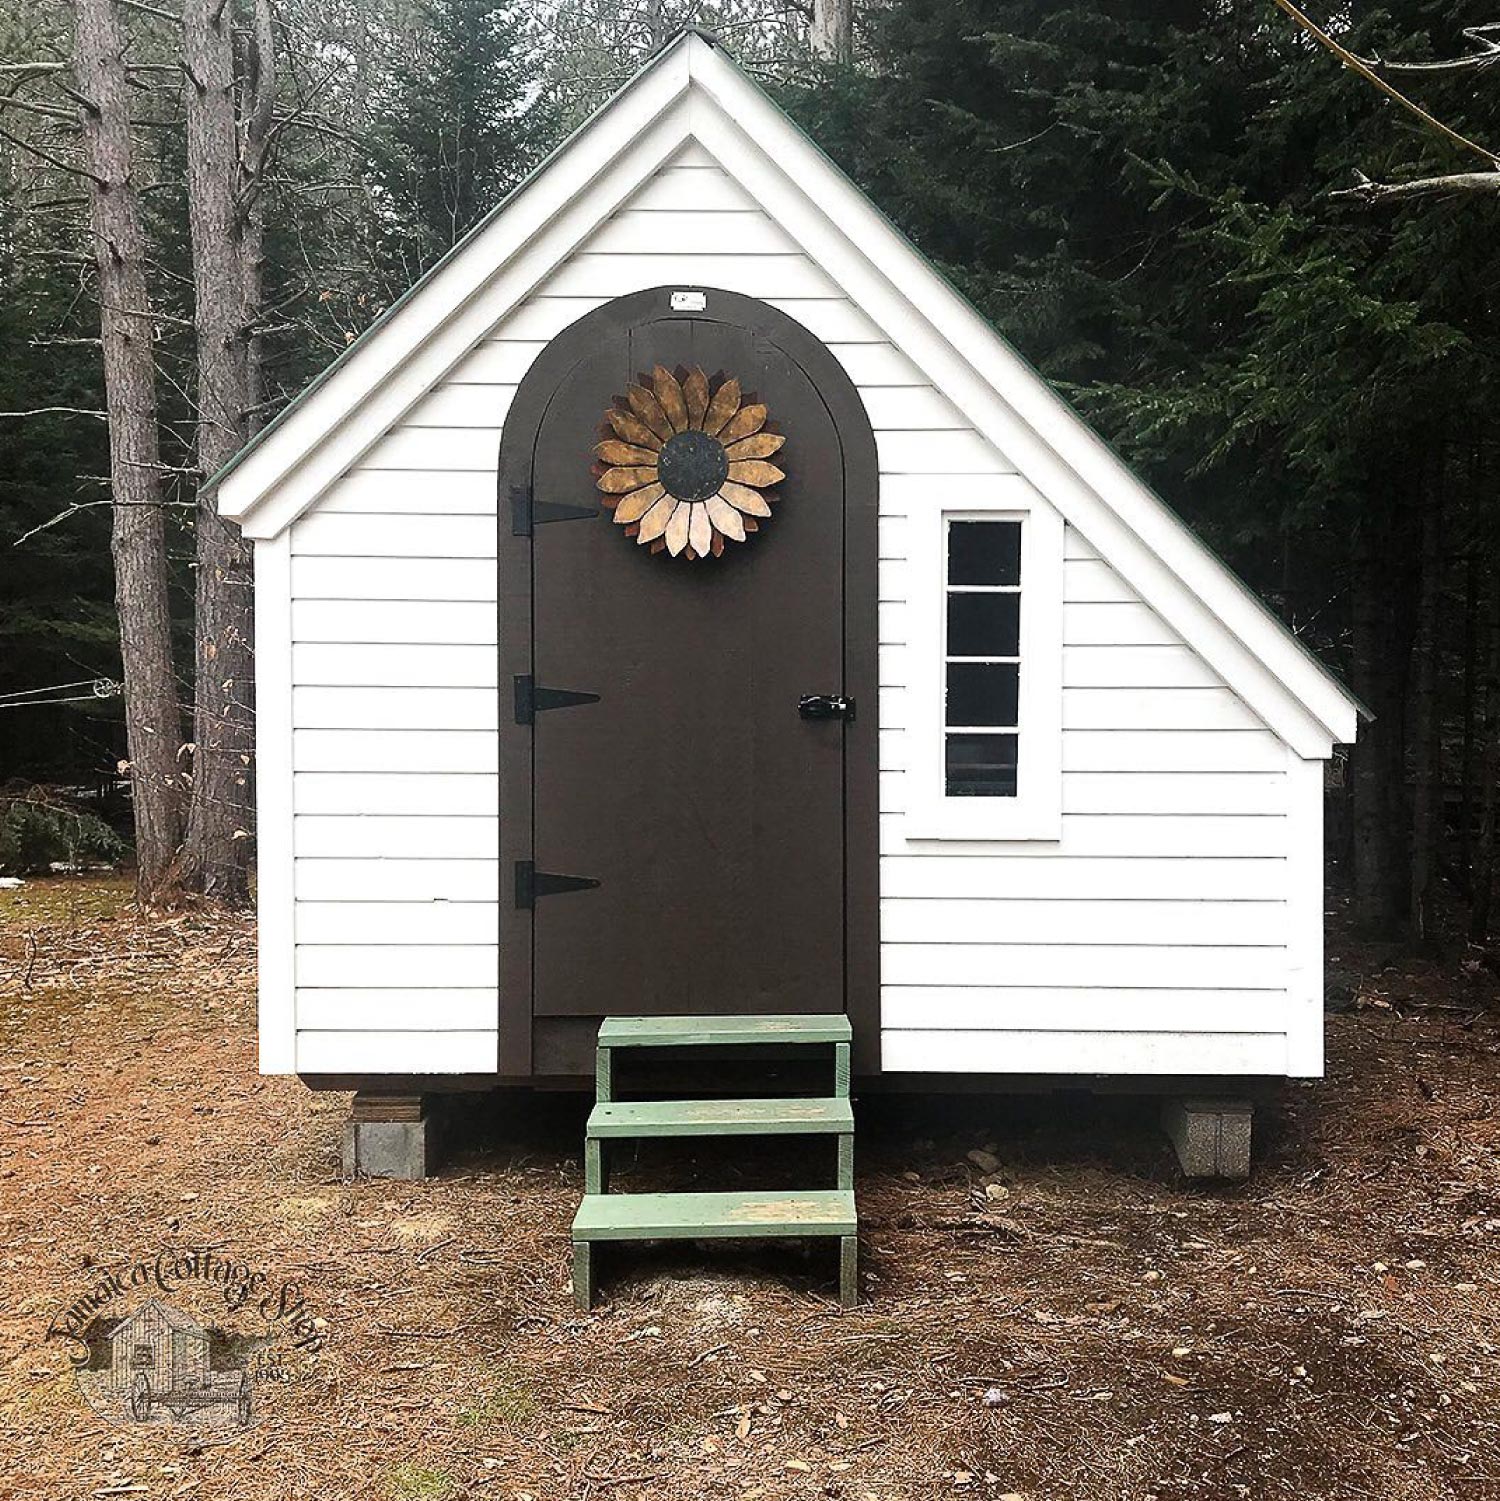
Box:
[0, 407, 108, 419]
[0, 95, 77, 122]
[0, 124, 105, 186]
[1332, 168, 1500, 203]
[1269, 0, 1500, 168]
[52, 80, 102, 115]
[1359, 23, 1500, 76]
[118, 0, 183, 23]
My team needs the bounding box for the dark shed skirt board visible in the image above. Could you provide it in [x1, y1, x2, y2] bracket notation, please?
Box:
[215, 31, 1361, 1094]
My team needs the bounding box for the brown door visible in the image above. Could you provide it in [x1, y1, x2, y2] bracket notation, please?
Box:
[520, 310, 848, 1028]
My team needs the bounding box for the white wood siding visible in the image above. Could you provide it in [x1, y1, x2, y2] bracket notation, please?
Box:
[273, 142, 1318, 1077]
[881, 523, 1300, 1075]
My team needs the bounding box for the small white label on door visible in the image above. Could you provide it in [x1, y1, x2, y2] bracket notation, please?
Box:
[670, 290, 707, 311]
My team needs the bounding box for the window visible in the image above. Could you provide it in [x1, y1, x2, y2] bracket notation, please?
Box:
[905, 491, 1062, 841]
[944, 520, 1021, 797]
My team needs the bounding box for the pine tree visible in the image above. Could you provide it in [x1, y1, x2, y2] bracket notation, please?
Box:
[368, 0, 548, 281]
[790, 0, 1500, 936]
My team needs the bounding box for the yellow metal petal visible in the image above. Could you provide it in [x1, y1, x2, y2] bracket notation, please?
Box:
[625, 384, 674, 443]
[597, 465, 659, 494]
[665, 500, 692, 556]
[606, 408, 664, 452]
[612, 481, 666, 524]
[718, 482, 772, 517]
[726, 460, 785, 487]
[723, 431, 784, 461]
[683, 366, 710, 429]
[593, 439, 658, 465]
[688, 502, 712, 559]
[652, 365, 689, 433]
[705, 494, 746, 541]
[636, 495, 678, 544]
[716, 403, 767, 445]
[701, 376, 741, 437]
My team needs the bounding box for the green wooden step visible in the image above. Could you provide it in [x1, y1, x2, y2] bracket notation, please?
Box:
[572, 1189, 856, 1242]
[588, 1097, 853, 1139]
[596, 1014, 852, 1049]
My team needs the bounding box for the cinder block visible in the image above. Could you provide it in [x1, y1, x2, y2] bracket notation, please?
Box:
[1161, 1097, 1253, 1181]
[341, 1097, 440, 1179]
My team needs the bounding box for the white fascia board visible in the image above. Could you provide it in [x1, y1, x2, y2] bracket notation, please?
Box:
[1284, 749, 1326, 1077]
[687, 44, 1358, 754]
[253, 531, 295, 1073]
[219, 42, 694, 536]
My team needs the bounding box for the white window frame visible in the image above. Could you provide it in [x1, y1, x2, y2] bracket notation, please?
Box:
[904, 496, 1064, 841]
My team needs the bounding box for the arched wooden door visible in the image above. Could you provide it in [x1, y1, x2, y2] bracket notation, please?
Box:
[498, 289, 877, 1076]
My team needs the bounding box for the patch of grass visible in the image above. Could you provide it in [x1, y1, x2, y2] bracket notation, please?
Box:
[0, 874, 134, 926]
[456, 1379, 536, 1429]
[387, 1463, 456, 1501]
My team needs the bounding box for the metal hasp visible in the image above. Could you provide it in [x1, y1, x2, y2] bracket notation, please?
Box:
[509, 483, 598, 536]
[798, 693, 855, 721]
[514, 860, 600, 910]
[513, 675, 600, 725]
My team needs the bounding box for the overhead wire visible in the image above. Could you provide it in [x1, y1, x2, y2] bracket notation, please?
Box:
[0, 677, 123, 710]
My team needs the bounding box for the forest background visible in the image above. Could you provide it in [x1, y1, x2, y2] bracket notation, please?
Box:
[1, 0, 1497, 942]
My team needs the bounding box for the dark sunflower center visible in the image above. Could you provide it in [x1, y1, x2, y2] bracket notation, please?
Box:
[657, 429, 729, 502]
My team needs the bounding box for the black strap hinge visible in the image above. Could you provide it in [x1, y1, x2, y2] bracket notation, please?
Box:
[514, 859, 600, 910]
[513, 675, 600, 726]
[510, 484, 598, 536]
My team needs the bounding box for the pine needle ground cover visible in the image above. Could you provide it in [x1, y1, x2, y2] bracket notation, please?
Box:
[0, 878, 1496, 1499]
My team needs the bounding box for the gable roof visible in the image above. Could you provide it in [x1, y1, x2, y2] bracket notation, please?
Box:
[112, 1298, 206, 1339]
[215, 28, 1361, 752]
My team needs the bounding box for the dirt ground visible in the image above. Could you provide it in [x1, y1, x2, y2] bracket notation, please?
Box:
[0, 877, 1497, 1501]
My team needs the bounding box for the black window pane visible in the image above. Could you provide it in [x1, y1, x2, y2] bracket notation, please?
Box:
[947, 592, 1020, 658]
[946, 733, 1018, 797]
[947, 520, 1021, 586]
[946, 662, 1020, 727]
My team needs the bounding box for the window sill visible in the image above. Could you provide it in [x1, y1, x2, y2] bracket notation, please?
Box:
[901, 798, 1062, 843]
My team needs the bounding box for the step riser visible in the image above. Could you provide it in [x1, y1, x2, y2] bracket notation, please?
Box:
[573, 1237, 857, 1311]
[575, 1014, 858, 1308]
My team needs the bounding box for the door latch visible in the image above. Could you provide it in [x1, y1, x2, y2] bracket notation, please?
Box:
[798, 694, 855, 721]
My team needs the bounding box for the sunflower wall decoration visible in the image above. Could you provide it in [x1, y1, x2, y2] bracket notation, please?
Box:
[592, 365, 786, 560]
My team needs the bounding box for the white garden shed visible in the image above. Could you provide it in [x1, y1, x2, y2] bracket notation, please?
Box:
[215, 29, 1361, 1101]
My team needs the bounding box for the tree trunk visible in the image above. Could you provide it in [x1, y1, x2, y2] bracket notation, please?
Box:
[173, 0, 274, 903]
[810, 0, 853, 63]
[1408, 480, 1443, 943]
[73, 0, 186, 901]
